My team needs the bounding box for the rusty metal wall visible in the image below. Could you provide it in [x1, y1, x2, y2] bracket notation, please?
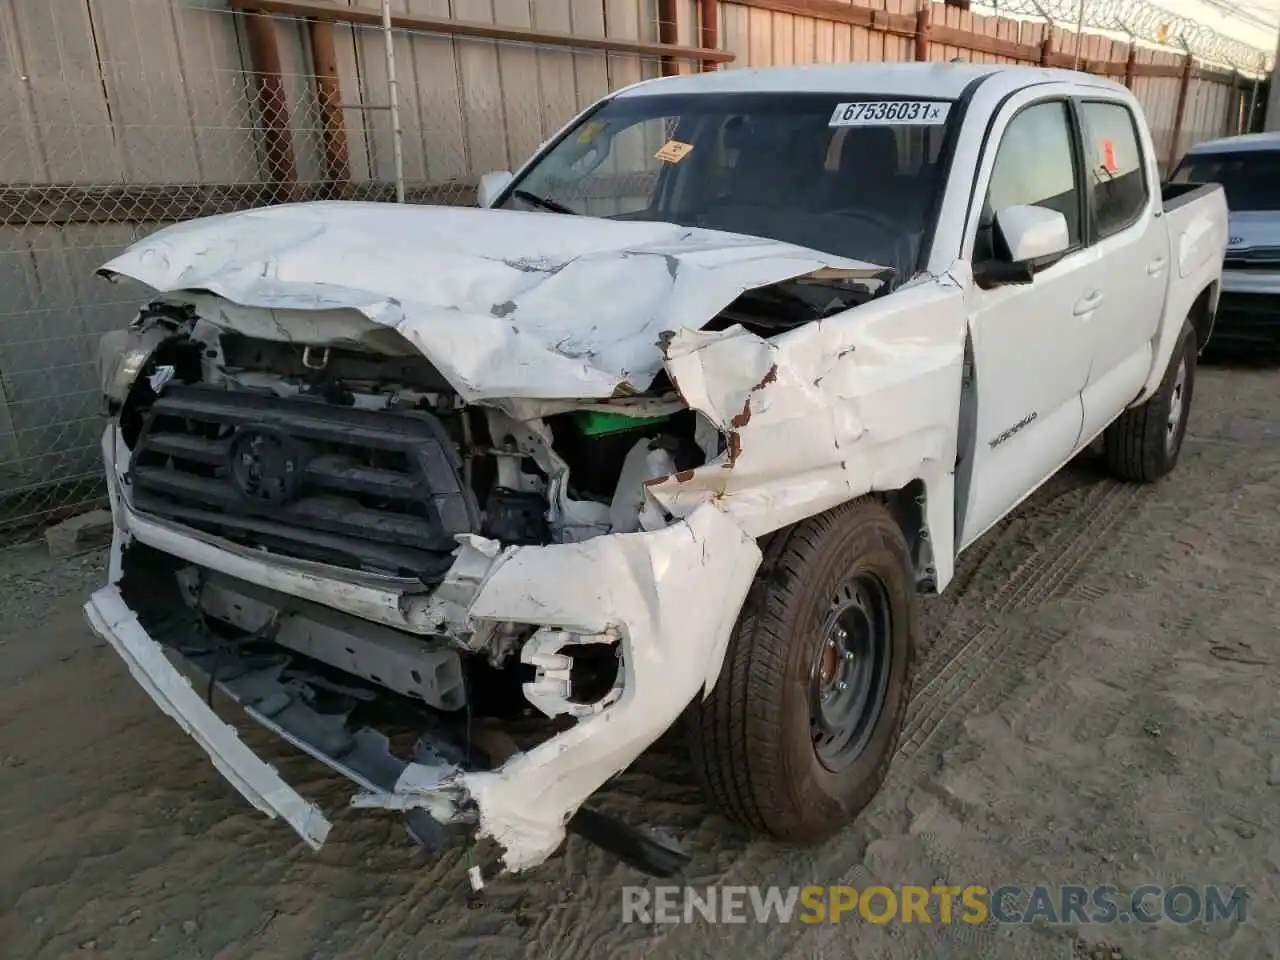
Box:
[0, 0, 662, 536]
[0, 0, 1256, 537]
[719, 1, 1244, 171]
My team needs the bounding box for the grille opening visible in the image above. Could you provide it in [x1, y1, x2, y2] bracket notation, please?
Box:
[130, 384, 480, 578]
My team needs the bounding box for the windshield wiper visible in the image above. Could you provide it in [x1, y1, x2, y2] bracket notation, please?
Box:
[512, 189, 578, 215]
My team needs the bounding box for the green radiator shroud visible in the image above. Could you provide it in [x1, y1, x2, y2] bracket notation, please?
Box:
[573, 410, 673, 437]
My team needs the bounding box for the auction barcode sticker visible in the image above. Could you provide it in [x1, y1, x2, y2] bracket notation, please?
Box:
[829, 100, 951, 126]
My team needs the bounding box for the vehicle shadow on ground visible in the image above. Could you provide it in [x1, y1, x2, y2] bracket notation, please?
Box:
[584, 443, 1119, 873]
[1199, 348, 1280, 370]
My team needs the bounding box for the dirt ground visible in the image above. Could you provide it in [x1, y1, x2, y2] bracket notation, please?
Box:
[1, 363, 1277, 960]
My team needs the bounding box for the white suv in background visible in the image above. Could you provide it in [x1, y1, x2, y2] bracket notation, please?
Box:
[1171, 132, 1280, 351]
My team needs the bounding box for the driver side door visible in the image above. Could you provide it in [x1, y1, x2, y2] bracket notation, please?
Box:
[957, 95, 1099, 549]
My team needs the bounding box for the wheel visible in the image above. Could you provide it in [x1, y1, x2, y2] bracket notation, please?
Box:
[1104, 320, 1196, 483]
[686, 498, 918, 841]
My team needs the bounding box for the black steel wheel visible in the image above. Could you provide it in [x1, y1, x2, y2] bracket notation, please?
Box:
[687, 497, 918, 842]
[1105, 319, 1196, 483]
[810, 574, 894, 772]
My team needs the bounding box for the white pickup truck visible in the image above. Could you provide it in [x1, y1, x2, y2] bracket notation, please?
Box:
[87, 62, 1226, 877]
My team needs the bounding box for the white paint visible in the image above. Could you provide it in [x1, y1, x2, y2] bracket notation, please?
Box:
[86, 62, 1228, 875]
[947, 77, 1227, 547]
[519, 628, 623, 719]
[97, 203, 885, 403]
[926, 70, 1142, 277]
[614, 62, 1015, 101]
[456, 504, 760, 871]
[644, 278, 966, 593]
[1135, 183, 1230, 405]
[83, 585, 333, 848]
[477, 171, 513, 208]
[994, 205, 1069, 262]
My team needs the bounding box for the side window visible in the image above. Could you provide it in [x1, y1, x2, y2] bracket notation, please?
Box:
[1079, 101, 1149, 237]
[975, 100, 1080, 261]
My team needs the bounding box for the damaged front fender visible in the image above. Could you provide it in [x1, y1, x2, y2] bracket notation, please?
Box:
[647, 278, 968, 591]
[89, 462, 760, 873]
[360, 502, 761, 871]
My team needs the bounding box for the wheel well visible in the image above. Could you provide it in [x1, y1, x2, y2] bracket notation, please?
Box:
[755, 481, 933, 593]
[878, 480, 932, 591]
[1190, 282, 1216, 352]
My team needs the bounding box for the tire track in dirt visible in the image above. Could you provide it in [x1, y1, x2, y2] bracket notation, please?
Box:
[459, 478, 1143, 960]
[513, 485, 1111, 959]
[762, 478, 1158, 960]
[622, 473, 1157, 960]
[897, 479, 1143, 768]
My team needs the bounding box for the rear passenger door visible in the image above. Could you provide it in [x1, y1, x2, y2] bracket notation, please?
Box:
[1075, 98, 1168, 443]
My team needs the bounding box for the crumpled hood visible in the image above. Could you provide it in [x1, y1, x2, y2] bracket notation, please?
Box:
[98, 202, 883, 401]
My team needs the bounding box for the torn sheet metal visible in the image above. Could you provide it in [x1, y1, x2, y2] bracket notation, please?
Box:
[450, 502, 761, 871]
[95, 441, 759, 871]
[349, 504, 761, 872]
[83, 584, 333, 848]
[96, 202, 886, 402]
[647, 279, 969, 590]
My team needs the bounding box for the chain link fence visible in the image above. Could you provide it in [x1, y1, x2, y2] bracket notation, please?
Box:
[0, 0, 665, 540]
[0, 0, 1272, 540]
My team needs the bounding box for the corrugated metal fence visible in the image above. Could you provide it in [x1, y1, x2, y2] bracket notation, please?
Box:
[0, 0, 1264, 536]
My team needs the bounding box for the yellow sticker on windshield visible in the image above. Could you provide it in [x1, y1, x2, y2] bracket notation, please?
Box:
[655, 139, 694, 163]
[578, 121, 607, 145]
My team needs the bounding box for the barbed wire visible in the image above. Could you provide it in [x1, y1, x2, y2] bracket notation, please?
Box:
[984, 0, 1273, 70]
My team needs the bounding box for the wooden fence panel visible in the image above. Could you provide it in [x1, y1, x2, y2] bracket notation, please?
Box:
[0, 0, 1256, 530]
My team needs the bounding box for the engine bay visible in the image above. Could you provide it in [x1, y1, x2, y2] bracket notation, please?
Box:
[110, 304, 721, 583]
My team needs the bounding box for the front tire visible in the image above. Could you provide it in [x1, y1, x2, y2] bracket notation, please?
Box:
[687, 498, 917, 841]
[1104, 320, 1196, 483]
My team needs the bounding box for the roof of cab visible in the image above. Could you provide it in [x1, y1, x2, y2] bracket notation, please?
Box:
[1186, 131, 1280, 155]
[613, 62, 1128, 100]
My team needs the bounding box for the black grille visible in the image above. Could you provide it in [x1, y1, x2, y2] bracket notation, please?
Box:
[1224, 249, 1280, 271]
[1211, 292, 1280, 348]
[129, 384, 480, 579]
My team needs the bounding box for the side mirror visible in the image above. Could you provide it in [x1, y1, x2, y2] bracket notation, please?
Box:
[998, 204, 1069, 262]
[974, 204, 1070, 289]
[477, 170, 513, 208]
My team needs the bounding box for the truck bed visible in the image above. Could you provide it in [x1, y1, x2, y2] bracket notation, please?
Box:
[1161, 180, 1229, 354]
[1161, 179, 1222, 212]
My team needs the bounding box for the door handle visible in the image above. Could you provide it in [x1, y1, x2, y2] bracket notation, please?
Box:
[1073, 290, 1104, 316]
[1146, 257, 1168, 275]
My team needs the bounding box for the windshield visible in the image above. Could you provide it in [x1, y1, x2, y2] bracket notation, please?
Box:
[1171, 150, 1280, 211]
[493, 92, 957, 280]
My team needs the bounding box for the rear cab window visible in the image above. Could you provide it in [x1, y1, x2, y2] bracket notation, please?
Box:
[1078, 100, 1149, 237]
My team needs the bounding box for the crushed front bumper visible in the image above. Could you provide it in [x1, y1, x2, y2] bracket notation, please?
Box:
[85, 583, 335, 847]
[85, 428, 762, 872]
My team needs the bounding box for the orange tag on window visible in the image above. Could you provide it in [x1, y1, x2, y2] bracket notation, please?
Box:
[655, 139, 694, 163]
[1102, 138, 1118, 173]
